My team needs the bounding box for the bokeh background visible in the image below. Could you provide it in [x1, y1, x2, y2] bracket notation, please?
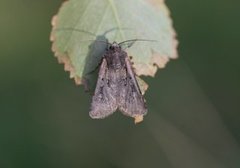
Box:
[1, 0, 240, 168]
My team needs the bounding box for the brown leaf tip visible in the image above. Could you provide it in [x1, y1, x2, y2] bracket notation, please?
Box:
[134, 115, 144, 124]
[50, 13, 82, 86]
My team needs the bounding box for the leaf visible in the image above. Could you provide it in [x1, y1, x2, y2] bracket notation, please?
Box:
[50, 0, 178, 92]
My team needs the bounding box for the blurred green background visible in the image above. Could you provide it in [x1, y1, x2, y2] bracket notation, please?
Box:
[0, 0, 240, 168]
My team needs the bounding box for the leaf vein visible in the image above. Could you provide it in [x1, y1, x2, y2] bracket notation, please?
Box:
[108, 0, 126, 40]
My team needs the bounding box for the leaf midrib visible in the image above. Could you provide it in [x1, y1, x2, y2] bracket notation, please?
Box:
[108, 0, 126, 40]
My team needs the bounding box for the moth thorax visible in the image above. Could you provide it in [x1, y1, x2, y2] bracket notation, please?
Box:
[109, 42, 120, 50]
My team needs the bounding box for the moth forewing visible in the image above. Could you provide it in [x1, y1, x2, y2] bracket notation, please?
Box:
[89, 58, 117, 119]
[118, 56, 147, 122]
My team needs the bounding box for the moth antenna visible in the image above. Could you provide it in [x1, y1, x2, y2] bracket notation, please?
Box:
[54, 27, 132, 39]
[119, 39, 157, 48]
[54, 28, 152, 47]
[102, 27, 133, 36]
[90, 40, 111, 45]
[53, 28, 111, 45]
[75, 39, 111, 45]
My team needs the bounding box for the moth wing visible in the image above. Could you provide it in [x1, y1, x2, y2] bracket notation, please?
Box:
[89, 58, 117, 119]
[118, 57, 147, 117]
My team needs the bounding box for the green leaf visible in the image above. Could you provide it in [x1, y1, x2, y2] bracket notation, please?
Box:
[50, 0, 178, 91]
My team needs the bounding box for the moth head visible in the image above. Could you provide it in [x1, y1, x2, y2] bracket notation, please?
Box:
[108, 41, 121, 51]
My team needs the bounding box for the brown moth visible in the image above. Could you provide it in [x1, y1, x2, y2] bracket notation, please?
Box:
[89, 40, 148, 123]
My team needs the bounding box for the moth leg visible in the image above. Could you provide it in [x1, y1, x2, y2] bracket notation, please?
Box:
[89, 58, 117, 119]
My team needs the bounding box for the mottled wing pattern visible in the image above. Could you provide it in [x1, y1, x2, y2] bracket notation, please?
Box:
[118, 57, 147, 117]
[89, 58, 117, 118]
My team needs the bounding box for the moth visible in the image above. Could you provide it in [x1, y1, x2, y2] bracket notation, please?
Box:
[53, 27, 150, 123]
[89, 40, 148, 123]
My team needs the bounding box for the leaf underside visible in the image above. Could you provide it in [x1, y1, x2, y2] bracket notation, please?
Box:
[50, 0, 178, 93]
